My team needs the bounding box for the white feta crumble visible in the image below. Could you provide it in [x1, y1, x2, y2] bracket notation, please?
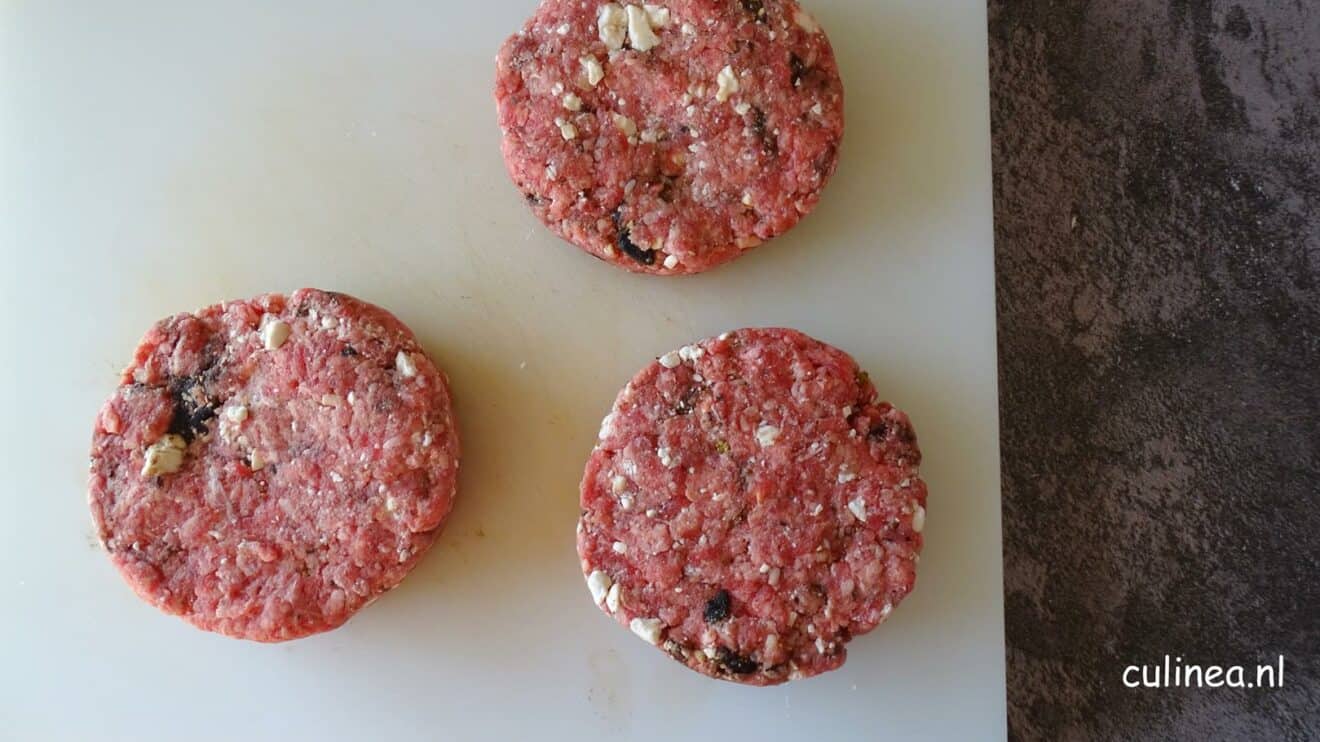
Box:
[837, 468, 857, 484]
[644, 4, 670, 27]
[551, 81, 564, 96]
[605, 582, 621, 612]
[320, 393, 342, 407]
[581, 56, 605, 86]
[755, 424, 781, 447]
[677, 344, 704, 362]
[715, 65, 739, 102]
[657, 446, 677, 468]
[563, 92, 583, 111]
[619, 494, 634, 510]
[662, 254, 679, 270]
[811, 503, 824, 516]
[734, 101, 751, 116]
[141, 434, 187, 477]
[912, 504, 926, 533]
[598, 412, 617, 440]
[625, 4, 661, 51]
[395, 351, 418, 378]
[554, 117, 578, 140]
[260, 317, 291, 350]
[769, 567, 781, 586]
[612, 541, 628, 554]
[811, 101, 824, 116]
[587, 570, 613, 606]
[759, 563, 771, 574]
[597, 3, 628, 50]
[681, 22, 696, 34]
[816, 637, 828, 654]
[329, 471, 343, 483]
[612, 112, 638, 140]
[249, 449, 267, 471]
[556, 22, 571, 35]
[658, 351, 681, 368]
[794, 8, 821, 33]
[225, 404, 248, 423]
[848, 496, 868, 521]
[611, 475, 627, 494]
[629, 616, 665, 645]
[741, 192, 754, 207]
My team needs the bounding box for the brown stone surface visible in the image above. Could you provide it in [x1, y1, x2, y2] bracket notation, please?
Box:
[990, 1, 1320, 738]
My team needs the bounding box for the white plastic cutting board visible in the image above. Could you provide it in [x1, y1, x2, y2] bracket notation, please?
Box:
[0, 1, 1004, 739]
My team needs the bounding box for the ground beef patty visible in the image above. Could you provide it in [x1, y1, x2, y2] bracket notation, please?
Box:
[89, 289, 460, 642]
[496, 0, 844, 275]
[578, 328, 925, 684]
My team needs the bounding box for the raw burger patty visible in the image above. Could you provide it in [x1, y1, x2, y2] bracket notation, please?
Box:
[89, 289, 460, 642]
[578, 328, 925, 684]
[496, 0, 844, 275]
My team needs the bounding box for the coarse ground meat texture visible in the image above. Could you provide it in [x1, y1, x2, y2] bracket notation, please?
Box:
[496, 0, 844, 275]
[578, 328, 926, 685]
[88, 289, 460, 642]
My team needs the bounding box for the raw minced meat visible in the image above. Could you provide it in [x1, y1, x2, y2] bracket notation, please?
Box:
[578, 328, 925, 684]
[88, 289, 460, 641]
[496, 0, 844, 274]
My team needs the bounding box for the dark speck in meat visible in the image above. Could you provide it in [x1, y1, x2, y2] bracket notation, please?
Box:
[741, 0, 766, 22]
[613, 210, 656, 266]
[704, 589, 732, 622]
[167, 377, 215, 443]
[751, 107, 777, 156]
[790, 53, 807, 87]
[716, 647, 759, 675]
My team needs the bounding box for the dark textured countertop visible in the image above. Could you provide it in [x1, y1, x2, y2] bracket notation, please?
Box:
[989, 1, 1320, 739]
